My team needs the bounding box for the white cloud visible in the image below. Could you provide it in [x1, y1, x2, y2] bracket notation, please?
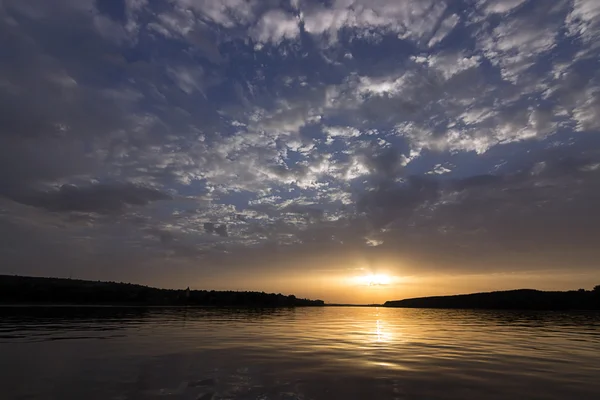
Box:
[566, 0, 600, 43]
[541, 58, 600, 133]
[397, 100, 550, 155]
[428, 13, 460, 47]
[478, 14, 558, 83]
[173, 0, 258, 28]
[151, 7, 196, 37]
[301, 0, 447, 45]
[323, 125, 361, 139]
[147, 22, 173, 38]
[427, 164, 452, 175]
[124, 0, 148, 35]
[251, 10, 300, 45]
[572, 86, 600, 132]
[167, 65, 205, 95]
[477, 0, 527, 15]
[355, 73, 411, 97]
[443, 129, 499, 154]
[365, 237, 384, 246]
[340, 157, 370, 181]
[426, 52, 481, 80]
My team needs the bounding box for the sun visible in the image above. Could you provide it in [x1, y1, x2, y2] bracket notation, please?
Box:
[354, 274, 392, 286]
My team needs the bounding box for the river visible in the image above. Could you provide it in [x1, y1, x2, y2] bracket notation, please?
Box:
[1, 306, 599, 399]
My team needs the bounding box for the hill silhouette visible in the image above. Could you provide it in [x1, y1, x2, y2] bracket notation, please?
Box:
[384, 286, 600, 310]
[0, 275, 324, 307]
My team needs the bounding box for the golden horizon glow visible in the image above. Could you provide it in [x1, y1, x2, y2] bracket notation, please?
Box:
[353, 274, 393, 286]
[194, 263, 600, 305]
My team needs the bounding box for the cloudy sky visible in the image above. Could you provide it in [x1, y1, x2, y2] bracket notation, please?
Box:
[1, 0, 599, 303]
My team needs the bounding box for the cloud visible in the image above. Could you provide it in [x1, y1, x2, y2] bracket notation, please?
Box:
[167, 65, 205, 95]
[572, 86, 600, 132]
[204, 222, 228, 237]
[428, 13, 460, 47]
[280, 203, 324, 222]
[214, 224, 228, 237]
[301, 0, 448, 45]
[175, 0, 258, 28]
[323, 125, 361, 139]
[477, 0, 527, 15]
[566, 0, 600, 44]
[424, 52, 481, 80]
[4, 183, 171, 213]
[350, 150, 600, 269]
[148, 6, 224, 64]
[251, 10, 300, 46]
[427, 165, 452, 175]
[358, 175, 440, 229]
[203, 222, 215, 234]
[0, 0, 599, 293]
[476, 1, 565, 83]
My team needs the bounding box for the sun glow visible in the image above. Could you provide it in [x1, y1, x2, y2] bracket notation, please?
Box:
[354, 274, 393, 286]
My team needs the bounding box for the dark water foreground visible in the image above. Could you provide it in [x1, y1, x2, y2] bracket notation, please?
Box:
[1, 307, 599, 400]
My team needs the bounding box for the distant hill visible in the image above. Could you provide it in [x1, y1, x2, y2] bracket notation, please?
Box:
[0, 275, 324, 307]
[384, 287, 600, 310]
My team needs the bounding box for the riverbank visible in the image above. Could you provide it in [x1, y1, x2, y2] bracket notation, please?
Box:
[0, 275, 325, 307]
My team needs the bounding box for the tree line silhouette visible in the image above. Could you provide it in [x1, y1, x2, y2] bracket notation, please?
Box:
[0, 275, 324, 307]
[384, 286, 600, 310]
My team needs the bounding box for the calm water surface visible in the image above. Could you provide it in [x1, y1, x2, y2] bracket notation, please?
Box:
[1, 307, 599, 400]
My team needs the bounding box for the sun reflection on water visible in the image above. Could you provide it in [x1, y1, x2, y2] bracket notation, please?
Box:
[3, 307, 600, 400]
[375, 319, 392, 343]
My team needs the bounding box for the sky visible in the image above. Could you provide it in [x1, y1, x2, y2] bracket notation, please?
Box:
[0, 0, 599, 304]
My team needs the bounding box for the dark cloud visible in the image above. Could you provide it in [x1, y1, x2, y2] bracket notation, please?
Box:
[451, 175, 503, 191]
[280, 203, 324, 221]
[95, 0, 127, 23]
[158, 230, 174, 245]
[369, 151, 600, 261]
[362, 147, 407, 183]
[358, 175, 440, 229]
[0, 0, 599, 300]
[347, 149, 600, 264]
[204, 222, 228, 237]
[214, 224, 228, 237]
[4, 183, 171, 213]
[203, 222, 215, 234]
[235, 214, 248, 222]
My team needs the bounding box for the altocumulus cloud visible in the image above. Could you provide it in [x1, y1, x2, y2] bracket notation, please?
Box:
[0, 0, 599, 285]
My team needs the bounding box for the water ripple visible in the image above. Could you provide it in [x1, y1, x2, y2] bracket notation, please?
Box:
[1, 307, 599, 399]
